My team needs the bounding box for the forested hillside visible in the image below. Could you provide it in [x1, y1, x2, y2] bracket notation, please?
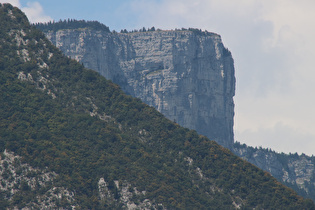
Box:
[0, 3, 314, 209]
[234, 142, 315, 201]
[35, 11, 315, 203]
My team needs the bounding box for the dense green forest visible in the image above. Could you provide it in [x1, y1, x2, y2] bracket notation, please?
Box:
[34, 18, 216, 37]
[1, 3, 314, 209]
[34, 19, 111, 33]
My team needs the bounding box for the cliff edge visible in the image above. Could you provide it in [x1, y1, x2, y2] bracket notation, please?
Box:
[45, 28, 235, 149]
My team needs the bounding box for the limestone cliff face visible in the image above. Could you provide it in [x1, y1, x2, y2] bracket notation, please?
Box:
[43, 27, 315, 201]
[45, 29, 235, 148]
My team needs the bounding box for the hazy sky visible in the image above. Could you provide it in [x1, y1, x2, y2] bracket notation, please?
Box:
[2, 0, 315, 156]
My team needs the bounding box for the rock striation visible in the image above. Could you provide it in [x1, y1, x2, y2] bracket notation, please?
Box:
[42, 25, 315, 201]
[45, 29, 235, 149]
[2, 4, 314, 207]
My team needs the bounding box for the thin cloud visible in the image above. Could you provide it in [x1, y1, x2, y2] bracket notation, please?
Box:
[122, 0, 315, 155]
[0, 0, 20, 7]
[0, 1, 52, 23]
[236, 122, 315, 156]
[21, 2, 52, 23]
[2, 0, 314, 155]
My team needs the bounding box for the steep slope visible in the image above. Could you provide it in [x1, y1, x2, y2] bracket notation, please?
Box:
[40, 22, 235, 149]
[1, 4, 314, 209]
[37, 20, 315, 202]
[234, 142, 315, 201]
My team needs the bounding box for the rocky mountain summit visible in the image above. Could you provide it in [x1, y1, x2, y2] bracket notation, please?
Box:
[2, 4, 315, 208]
[44, 26, 235, 149]
[38, 21, 315, 201]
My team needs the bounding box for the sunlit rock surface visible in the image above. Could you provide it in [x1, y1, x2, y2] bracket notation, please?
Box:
[45, 29, 235, 148]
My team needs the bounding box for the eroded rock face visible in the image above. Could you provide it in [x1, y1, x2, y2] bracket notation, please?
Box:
[45, 29, 235, 148]
[98, 178, 165, 209]
[43, 27, 315, 201]
[233, 144, 315, 200]
[0, 150, 75, 209]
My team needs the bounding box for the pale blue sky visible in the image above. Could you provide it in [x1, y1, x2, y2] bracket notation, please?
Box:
[2, 0, 315, 155]
[18, 0, 140, 30]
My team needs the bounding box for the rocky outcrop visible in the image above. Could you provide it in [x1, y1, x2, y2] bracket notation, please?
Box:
[98, 178, 165, 209]
[42, 25, 315, 201]
[45, 29, 235, 149]
[0, 150, 75, 208]
[233, 143, 315, 200]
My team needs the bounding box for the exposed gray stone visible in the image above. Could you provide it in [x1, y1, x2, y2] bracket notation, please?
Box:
[44, 27, 315, 201]
[45, 29, 235, 148]
[233, 144, 315, 199]
[0, 150, 75, 209]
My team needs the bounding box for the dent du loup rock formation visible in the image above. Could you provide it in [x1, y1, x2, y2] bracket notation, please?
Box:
[43, 25, 315, 201]
[45, 29, 235, 149]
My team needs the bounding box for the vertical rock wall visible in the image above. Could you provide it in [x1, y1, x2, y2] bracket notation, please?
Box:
[46, 29, 235, 148]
